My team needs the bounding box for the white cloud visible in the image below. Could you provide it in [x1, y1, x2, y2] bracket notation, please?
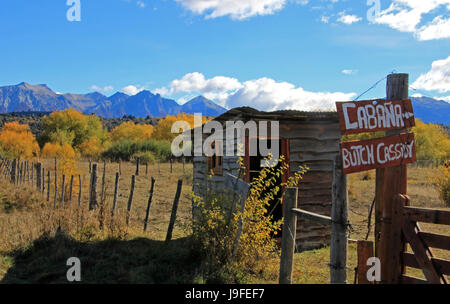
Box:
[436, 95, 450, 102]
[337, 12, 362, 25]
[137, 0, 146, 8]
[175, 0, 287, 20]
[342, 69, 358, 75]
[320, 15, 330, 24]
[374, 0, 450, 41]
[412, 55, 450, 93]
[156, 72, 243, 98]
[156, 72, 356, 111]
[90, 85, 114, 93]
[121, 85, 146, 96]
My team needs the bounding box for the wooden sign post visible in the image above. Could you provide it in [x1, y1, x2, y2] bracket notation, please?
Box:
[336, 73, 415, 284]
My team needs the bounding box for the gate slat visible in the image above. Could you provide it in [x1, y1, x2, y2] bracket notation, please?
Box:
[403, 207, 450, 225]
[402, 221, 443, 284]
[401, 275, 428, 284]
[403, 252, 450, 276]
[418, 232, 450, 251]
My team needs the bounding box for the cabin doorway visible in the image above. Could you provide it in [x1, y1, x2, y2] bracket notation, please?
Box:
[245, 137, 289, 226]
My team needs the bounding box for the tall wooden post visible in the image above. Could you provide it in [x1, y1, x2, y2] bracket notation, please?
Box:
[36, 162, 42, 191]
[279, 187, 298, 284]
[69, 175, 74, 201]
[78, 175, 82, 207]
[111, 172, 120, 216]
[143, 177, 156, 232]
[375, 73, 409, 283]
[165, 179, 183, 243]
[89, 164, 98, 211]
[126, 175, 136, 225]
[135, 157, 140, 176]
[10, 159, 17, 184]
[47, 170, 50, 202]
[53, 172, 58, 209]
[331, 155, 348, 284]
[60, 175, 66, 204]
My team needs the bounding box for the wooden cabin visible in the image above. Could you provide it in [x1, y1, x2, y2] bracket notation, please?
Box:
[192, 107, 341, 251]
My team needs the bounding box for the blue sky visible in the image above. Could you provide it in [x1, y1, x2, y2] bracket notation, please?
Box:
[0, 0, 449, 110]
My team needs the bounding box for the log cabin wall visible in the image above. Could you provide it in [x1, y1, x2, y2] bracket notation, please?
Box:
[192, 107, 341, 251]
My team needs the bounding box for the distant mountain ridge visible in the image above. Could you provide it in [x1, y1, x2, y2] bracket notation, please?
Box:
[0, 82, 448, 125]
[0, 82, 227, 118]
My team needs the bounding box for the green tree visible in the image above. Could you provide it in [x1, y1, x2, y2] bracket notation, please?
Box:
[39, 108, 108, 149]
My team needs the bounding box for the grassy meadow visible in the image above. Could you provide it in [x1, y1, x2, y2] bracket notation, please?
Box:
[0, 159, 448, 283]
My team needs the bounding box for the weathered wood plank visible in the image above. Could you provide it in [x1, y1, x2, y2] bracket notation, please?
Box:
[330, 154, 348, 284]
[402, 221, 442, 283]
[357, 240, 374, 284]
[401, 275, 428, 284]
[419, 232, 450, 251]
[403, 206, 450, 225]
[279, 187, 298, 284]
[403, 252, 450, 276]
[291, 208, 332, 226]
[224, 172, 250, 198]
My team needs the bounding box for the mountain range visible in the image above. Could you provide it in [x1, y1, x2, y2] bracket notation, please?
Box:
[0, 82, 449, 125]
[0, 82, 227, 118]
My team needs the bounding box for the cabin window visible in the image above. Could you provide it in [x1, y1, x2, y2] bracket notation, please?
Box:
[207, 142, 223, 176]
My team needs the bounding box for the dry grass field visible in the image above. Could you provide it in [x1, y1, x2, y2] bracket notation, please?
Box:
[0, 159, 448, 283]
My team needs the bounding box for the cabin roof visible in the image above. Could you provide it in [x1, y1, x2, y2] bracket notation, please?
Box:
[214, 107, 339, 122]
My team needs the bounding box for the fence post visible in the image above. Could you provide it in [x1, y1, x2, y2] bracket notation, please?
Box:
[60, 175, 66, 204]
[330, 154, 348, 284]
[53, 172, 58, 209]
[279, 187, 298, 284]
[111, 172, 120, 216]
[143, 177, 156, 231]
[41, 167, 45, 193]
[101, 160, 106, 204]
[165, 179, 183, 243]
[78, 175, 82, 207]
[36, 162, 42, 191]
[10, 159, 16, 184]
[357, 240, 375, 284]
[69, 175, 74, 201]
[135, 157, 140, 176]
[126, 175, 136, 225]
[47, 170, 50, 202]
[375, 73, 409, 283]
[89, 164, 98, 211]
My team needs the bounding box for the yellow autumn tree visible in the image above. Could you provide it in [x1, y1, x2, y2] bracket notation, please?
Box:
[152, 113, 210, 141]
[412, 119, 450, 162]
[0, 122, 40, 159]
[110, 121, 154, 142]
[42, 142, 78, 177]
[79, 136, 106, 159]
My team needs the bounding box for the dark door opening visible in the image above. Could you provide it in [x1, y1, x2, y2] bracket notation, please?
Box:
[246, 138, 285, 226]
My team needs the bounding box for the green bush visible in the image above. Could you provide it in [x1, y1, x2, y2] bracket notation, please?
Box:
[102, 139, 172, 162]
[132, 151, 156, 165]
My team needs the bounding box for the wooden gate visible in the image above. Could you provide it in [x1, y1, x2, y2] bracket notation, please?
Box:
[390, 194, 450, 284]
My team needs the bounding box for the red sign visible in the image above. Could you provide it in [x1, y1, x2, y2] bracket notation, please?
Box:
[336, 99, 415, 135]
[340, 133, 416, 174]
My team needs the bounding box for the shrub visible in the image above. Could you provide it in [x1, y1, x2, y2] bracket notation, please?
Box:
[132, 151, 156, 165]
[434, 163, 450, 206]
[101, 139, 172, 162]
[190, 155, 307, 282]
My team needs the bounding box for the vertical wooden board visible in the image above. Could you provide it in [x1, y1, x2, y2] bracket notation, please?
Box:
[279, 187, 298, 284]
[357, 240, 374, 284]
